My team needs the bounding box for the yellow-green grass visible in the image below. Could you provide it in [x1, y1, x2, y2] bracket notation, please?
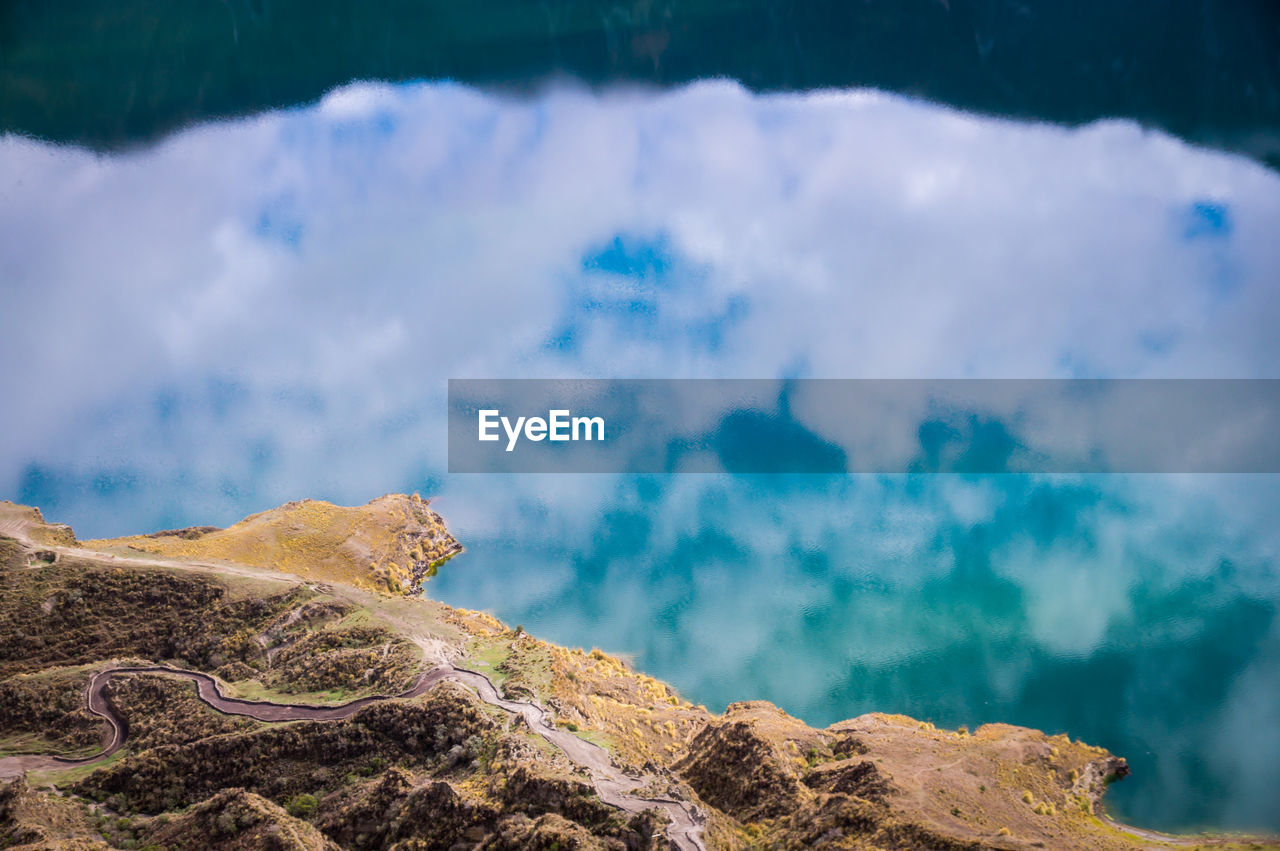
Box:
[0, 732, 102, 760]
[463, 635, 514, 685]
[221, 678, 378, 706]
[29, 749, 129, 788]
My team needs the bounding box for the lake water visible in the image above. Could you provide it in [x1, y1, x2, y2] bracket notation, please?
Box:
[431, 472, 1280, 832]
[3, 5, 1280, 834]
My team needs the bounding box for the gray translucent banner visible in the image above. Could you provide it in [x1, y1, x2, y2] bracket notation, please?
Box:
[447, 379, 1280, 474]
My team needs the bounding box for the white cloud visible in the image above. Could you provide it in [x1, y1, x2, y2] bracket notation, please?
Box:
[1, 82, 1279, 827]
[2, 80, 1278, 503]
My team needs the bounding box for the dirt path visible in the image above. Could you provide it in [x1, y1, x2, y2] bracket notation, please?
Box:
[0, 666, 451, 777]
[444, 666, 706, 850]
[0, 663, 705, 850]
[1, 510, 708, 845]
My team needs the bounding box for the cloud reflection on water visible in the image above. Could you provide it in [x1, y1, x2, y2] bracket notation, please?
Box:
[2, 79, 1280, 831]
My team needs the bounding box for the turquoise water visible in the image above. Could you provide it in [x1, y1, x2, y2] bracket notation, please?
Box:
[430, 473, 1280, 832]
[3, 78, 1279, 832]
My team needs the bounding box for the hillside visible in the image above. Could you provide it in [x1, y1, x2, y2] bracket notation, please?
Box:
[1, 498, 1274, 850]
[83, 494, 461, 594]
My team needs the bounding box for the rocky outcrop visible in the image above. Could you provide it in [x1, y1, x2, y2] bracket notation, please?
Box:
[675, 701, 816, 822]
[144, 525, 222, 539]
[804, 759, 895, 802]
[1073, 754, 1131, 810]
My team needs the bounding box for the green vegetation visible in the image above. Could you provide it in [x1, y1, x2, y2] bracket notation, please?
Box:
[464, 635, 514, 685]
[28, 748, 129, 788]
[75, 690, 495, 813]
[0, 539, 313, 679]
[286, 792, 318, 818]
[265, 624, 417, 694]
[0, 666, 100, 757]
[567, 726, 614, 751]
[107, 674, 261, 751]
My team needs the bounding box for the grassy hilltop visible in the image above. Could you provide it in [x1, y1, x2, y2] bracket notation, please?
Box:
[1, 498, 1273, 850]
[83, 494, 461, 594]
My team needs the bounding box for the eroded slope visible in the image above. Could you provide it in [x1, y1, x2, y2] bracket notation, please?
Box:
[1, 499, 1274, 851]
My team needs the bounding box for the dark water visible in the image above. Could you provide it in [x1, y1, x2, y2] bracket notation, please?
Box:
[3, 0, 1279, 164]
[3, 0, 1280, 835]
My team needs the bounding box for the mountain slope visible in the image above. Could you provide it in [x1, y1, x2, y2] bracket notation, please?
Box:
[1, 499, 1274, 850]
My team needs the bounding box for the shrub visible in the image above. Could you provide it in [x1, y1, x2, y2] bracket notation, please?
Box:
[286, 793, 318, 818]
[214, 812, 238, 836]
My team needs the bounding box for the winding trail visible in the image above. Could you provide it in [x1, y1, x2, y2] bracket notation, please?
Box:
[445, 666, 706, 851]
[2, 509, 708, 844]
[0, 664, 705, 850]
